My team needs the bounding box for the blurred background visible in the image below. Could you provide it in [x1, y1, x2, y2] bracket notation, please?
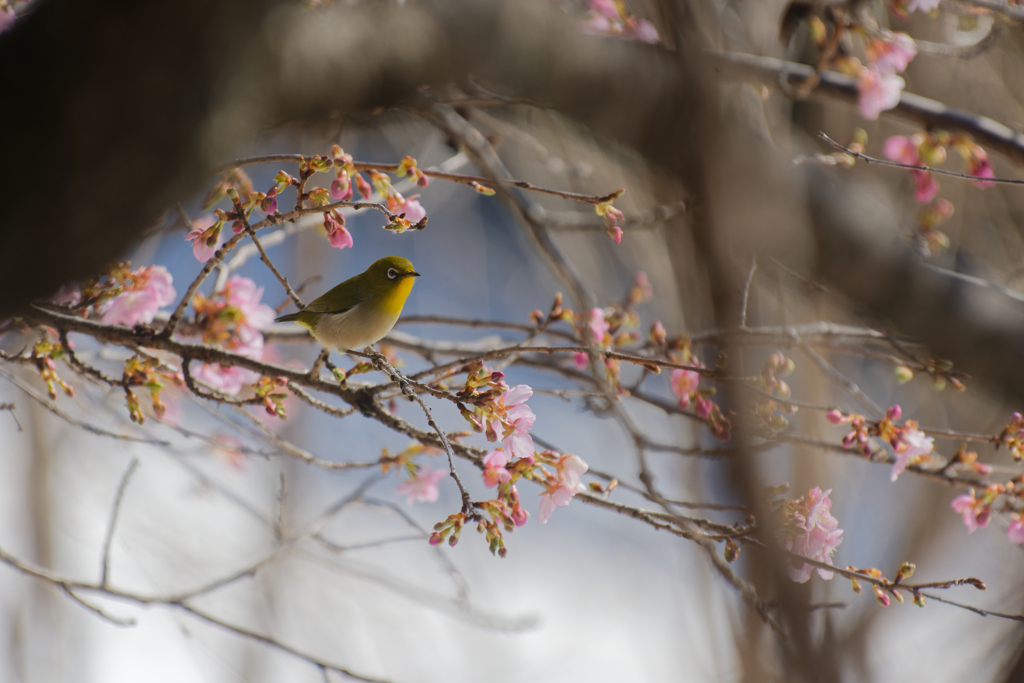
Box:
[3, 0, 1024, 681]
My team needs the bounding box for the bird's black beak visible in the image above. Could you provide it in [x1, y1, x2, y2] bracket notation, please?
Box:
[407, 271, 422, 278]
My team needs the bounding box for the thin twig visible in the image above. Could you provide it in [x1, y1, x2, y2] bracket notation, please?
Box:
[819, 132, 1024, 186]
[100, 458, 139, 588]
[741, 257, 757, 329]
[367, 349, 475, 516]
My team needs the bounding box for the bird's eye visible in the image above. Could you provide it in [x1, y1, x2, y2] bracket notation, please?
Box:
[387, 268, 398, 280]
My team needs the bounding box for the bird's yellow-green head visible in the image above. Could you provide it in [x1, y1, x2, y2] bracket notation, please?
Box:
[362, 256, 421, 300]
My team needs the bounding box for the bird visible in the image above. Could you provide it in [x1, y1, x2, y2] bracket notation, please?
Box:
[274, 256, 420, 352]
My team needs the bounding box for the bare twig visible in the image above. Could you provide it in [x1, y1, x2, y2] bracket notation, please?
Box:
[100, 458, 139, 588]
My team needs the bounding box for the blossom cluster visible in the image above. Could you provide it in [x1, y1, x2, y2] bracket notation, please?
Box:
[775, 487, 844, 583]
[827, 405, 935, 481]
[882, 131, 993, 256]
[190, 275, 276, 394]
[855, 31, 916, 120]
[666, 338, 731, 440]
[579, 0, 658, 44]
[52, 263, 177, 330]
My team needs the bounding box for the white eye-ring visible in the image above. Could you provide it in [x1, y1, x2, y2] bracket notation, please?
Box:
[387, 268, 398, 280]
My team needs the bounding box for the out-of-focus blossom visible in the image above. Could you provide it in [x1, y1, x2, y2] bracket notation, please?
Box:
[51, 283, 81, 307]
[670, 368, 700, 409]
[573, 352, 589, 370]
[914, 172, 939, 203]
[395, 467, 447, 505]
[884, 135, 939, 203]
[222, 275, 275, 331]
[580, 0, 658, 43]
[0, 9, 15, 33]
[907, 0, 941, 13]
[951, 493, 991, 533]
[102, 266, 176, 327]
[539, 454, 588, 524]
[868, 32, 917, 74]
[587, 307, 610, 342]
[884, 135, 918, 165]
[780, 487, 844, 582]
[857, 68, 904, 120]
[194, 363, 260, 395]
[1008, 517, 1024, 544]
[968, 156, 995, 187]
[185, 214, 222, 263]
[891, 426, 934, 481]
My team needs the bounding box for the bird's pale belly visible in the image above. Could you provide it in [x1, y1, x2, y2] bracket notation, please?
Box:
[312, 304, 399, 351]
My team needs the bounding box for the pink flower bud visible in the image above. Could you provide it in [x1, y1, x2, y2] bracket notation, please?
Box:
[511, 508, 528, 527]
[260, 186, 278, 213]
[330, 176, 352, 201]
[886, 404, 902, 421]
[826, 409, 844, 424]
[355, 173, 372, 199]
[428, 532, 443, 546]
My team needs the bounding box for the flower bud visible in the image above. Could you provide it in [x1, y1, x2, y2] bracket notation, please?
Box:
[895, 365, 913, 384]
[886, 404, 902, 421]
[826, 409, 844, 424]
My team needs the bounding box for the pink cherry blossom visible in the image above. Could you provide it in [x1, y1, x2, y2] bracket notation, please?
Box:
[891, 426, 934, 481]
[539, 486, 575, 524]
[589, 0, 619, 19]
[1008, 517, 1024, 544]
[587, 307, 610, 342]
[914, 172, 939, 203]
[489, 385, 536, 460]
[393, 197, 426, 224]
[607, 224, 623, 243]
[395, 467, 447, 505]
[539, 454, 588, 524]
[670, 369, 700, 408]
[194, 363, 260, 395]
[624, 19, 658, 43]
[223, 275, 275, 331]
[951, 493, 990, 533]
[969, 157, 995, 187]
[857, 68, 904, 120]
[185, 214, 221, 263]
[784, 487, 843, 582]
[573, 352, 589, 370]
[102, 266, 176, 327]
[870, 33, 917, 74]
[482, 449, 513, 488]
[884, 136, 919, 165]
[907, 0, 941, 12]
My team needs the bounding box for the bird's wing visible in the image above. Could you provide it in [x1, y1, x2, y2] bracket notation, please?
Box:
[301, 273, 364, 315]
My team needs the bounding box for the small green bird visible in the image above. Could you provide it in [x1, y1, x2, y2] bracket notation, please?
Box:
[274, 255, 421, 352]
